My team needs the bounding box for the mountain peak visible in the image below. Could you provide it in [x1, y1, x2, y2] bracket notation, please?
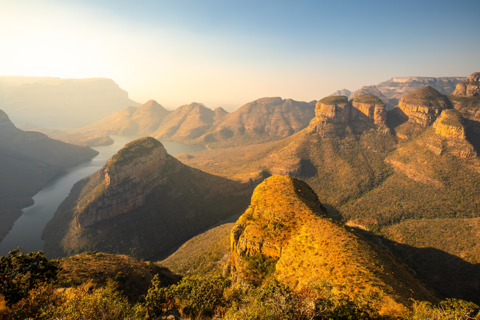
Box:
[76, 137, 170, 228]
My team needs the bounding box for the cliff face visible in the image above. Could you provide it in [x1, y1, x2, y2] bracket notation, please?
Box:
[230, 176, 435, 316]
[349, 86, 394, 110]
[397, 85, 451, 127]
[43, 137, 253, 259]
[452, 72, 480, 97]
[308, 94, 387, 137]
[76, 138, 172, 228]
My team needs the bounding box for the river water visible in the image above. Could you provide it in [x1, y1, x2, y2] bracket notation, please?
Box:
[0, 136, 206, 256]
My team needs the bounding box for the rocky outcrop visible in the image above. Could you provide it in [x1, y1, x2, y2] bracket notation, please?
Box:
[397, 85, 451, 127]
[76, 137, 172, 227]
[308, 96, 351, 137]
[452, 72, 480, 97]
[308, 94, 387, 137]
[230, 176, 436, 316]
[429, 109, 477, 158]
[351, 94, 387, 126]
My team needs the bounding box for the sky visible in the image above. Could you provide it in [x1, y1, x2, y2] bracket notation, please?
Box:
[1, 0, 479, 110]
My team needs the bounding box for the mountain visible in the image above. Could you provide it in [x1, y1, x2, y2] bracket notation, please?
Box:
[42, 137, 253, 259]
[328, 88, 351, 98]
[230, 175, 435, 316]
[78, 97, 316, 149]
[151, 102, 218, 142]
[79, 100, 171, 135]
[0, 77, 140, 128]
[345, 76, 466, 112]
[177, 83, 480, 303]
[161, 223, 234, 277]
[0, 109, 99, 241]
[349, 86, 395, 110]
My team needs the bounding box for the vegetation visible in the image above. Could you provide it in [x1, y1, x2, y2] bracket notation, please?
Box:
[161, 223, 234, 277]
[0, 249, 59, 306]
[353, 94, 385, 106]
[318, 95, 349, 105]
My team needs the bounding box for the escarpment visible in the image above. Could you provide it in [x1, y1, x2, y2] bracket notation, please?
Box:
[75, 137, 172, 228]
[308, 94, 387, 137]
[230, 176, 436, 316]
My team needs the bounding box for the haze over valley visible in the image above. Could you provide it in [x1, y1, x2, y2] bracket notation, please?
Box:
[1, 1, 480, 319]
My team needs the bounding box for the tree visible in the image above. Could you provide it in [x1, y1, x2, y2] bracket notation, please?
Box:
[0, 249, 60, 306]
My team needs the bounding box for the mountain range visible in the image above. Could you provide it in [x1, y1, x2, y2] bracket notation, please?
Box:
[0, 109, 99, 241]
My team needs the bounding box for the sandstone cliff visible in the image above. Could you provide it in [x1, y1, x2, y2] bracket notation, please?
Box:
[397, 85, 451, 127]
[452, 72, 480, 97]
[230, 176, 435, 316]
[43, 137, 253, 259]
[308, 94, 387, 137]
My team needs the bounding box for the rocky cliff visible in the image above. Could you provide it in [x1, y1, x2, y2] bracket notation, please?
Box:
[43, 137, 253, 259]
[75, 138, 171, 228]
[308, 94, 387, 137]
[397, 85, 451, 127]
[230, 176, 436, 316]
[419, 109, 477, 158]
[452, 72, 480, 97]
[349, 86, 395, 110]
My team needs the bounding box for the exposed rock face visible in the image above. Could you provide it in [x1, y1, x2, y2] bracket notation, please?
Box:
[43, 136, 253, 259]
[351, 94, 387, 126]
[308, 94, 387, 137]
[397, 85, 451, 127]
[328, 89, 351, 98]
[452, 72, 480, 97]
[308, 96, 350, 137]
[429, 109, 477, 158]
[230, 176, 435, 316]
[76, 137, 171, 228]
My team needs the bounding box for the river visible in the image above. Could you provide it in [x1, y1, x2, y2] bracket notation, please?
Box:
[0, 136, 206, 256]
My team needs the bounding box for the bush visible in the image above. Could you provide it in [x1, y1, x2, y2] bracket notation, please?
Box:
[0, 249, 60, 306]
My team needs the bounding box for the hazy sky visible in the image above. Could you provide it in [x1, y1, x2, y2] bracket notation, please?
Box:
[1, 0, 479, 109]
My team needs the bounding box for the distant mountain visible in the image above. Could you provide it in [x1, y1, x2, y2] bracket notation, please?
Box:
[0, 76, 140, 128]
[0, 109, 99, 241]
[78, 97, 317, 148]
[42, 137, 253, 259]
[78, 100, 171, 135]
[345, 76, 466, 111]
[328, 88, 351, 97]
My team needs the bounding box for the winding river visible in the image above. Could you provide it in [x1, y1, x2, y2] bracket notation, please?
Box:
[0, 136, 206, 256]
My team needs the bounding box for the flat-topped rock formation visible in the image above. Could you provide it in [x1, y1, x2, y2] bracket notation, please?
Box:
[452, 72, 480, 97]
